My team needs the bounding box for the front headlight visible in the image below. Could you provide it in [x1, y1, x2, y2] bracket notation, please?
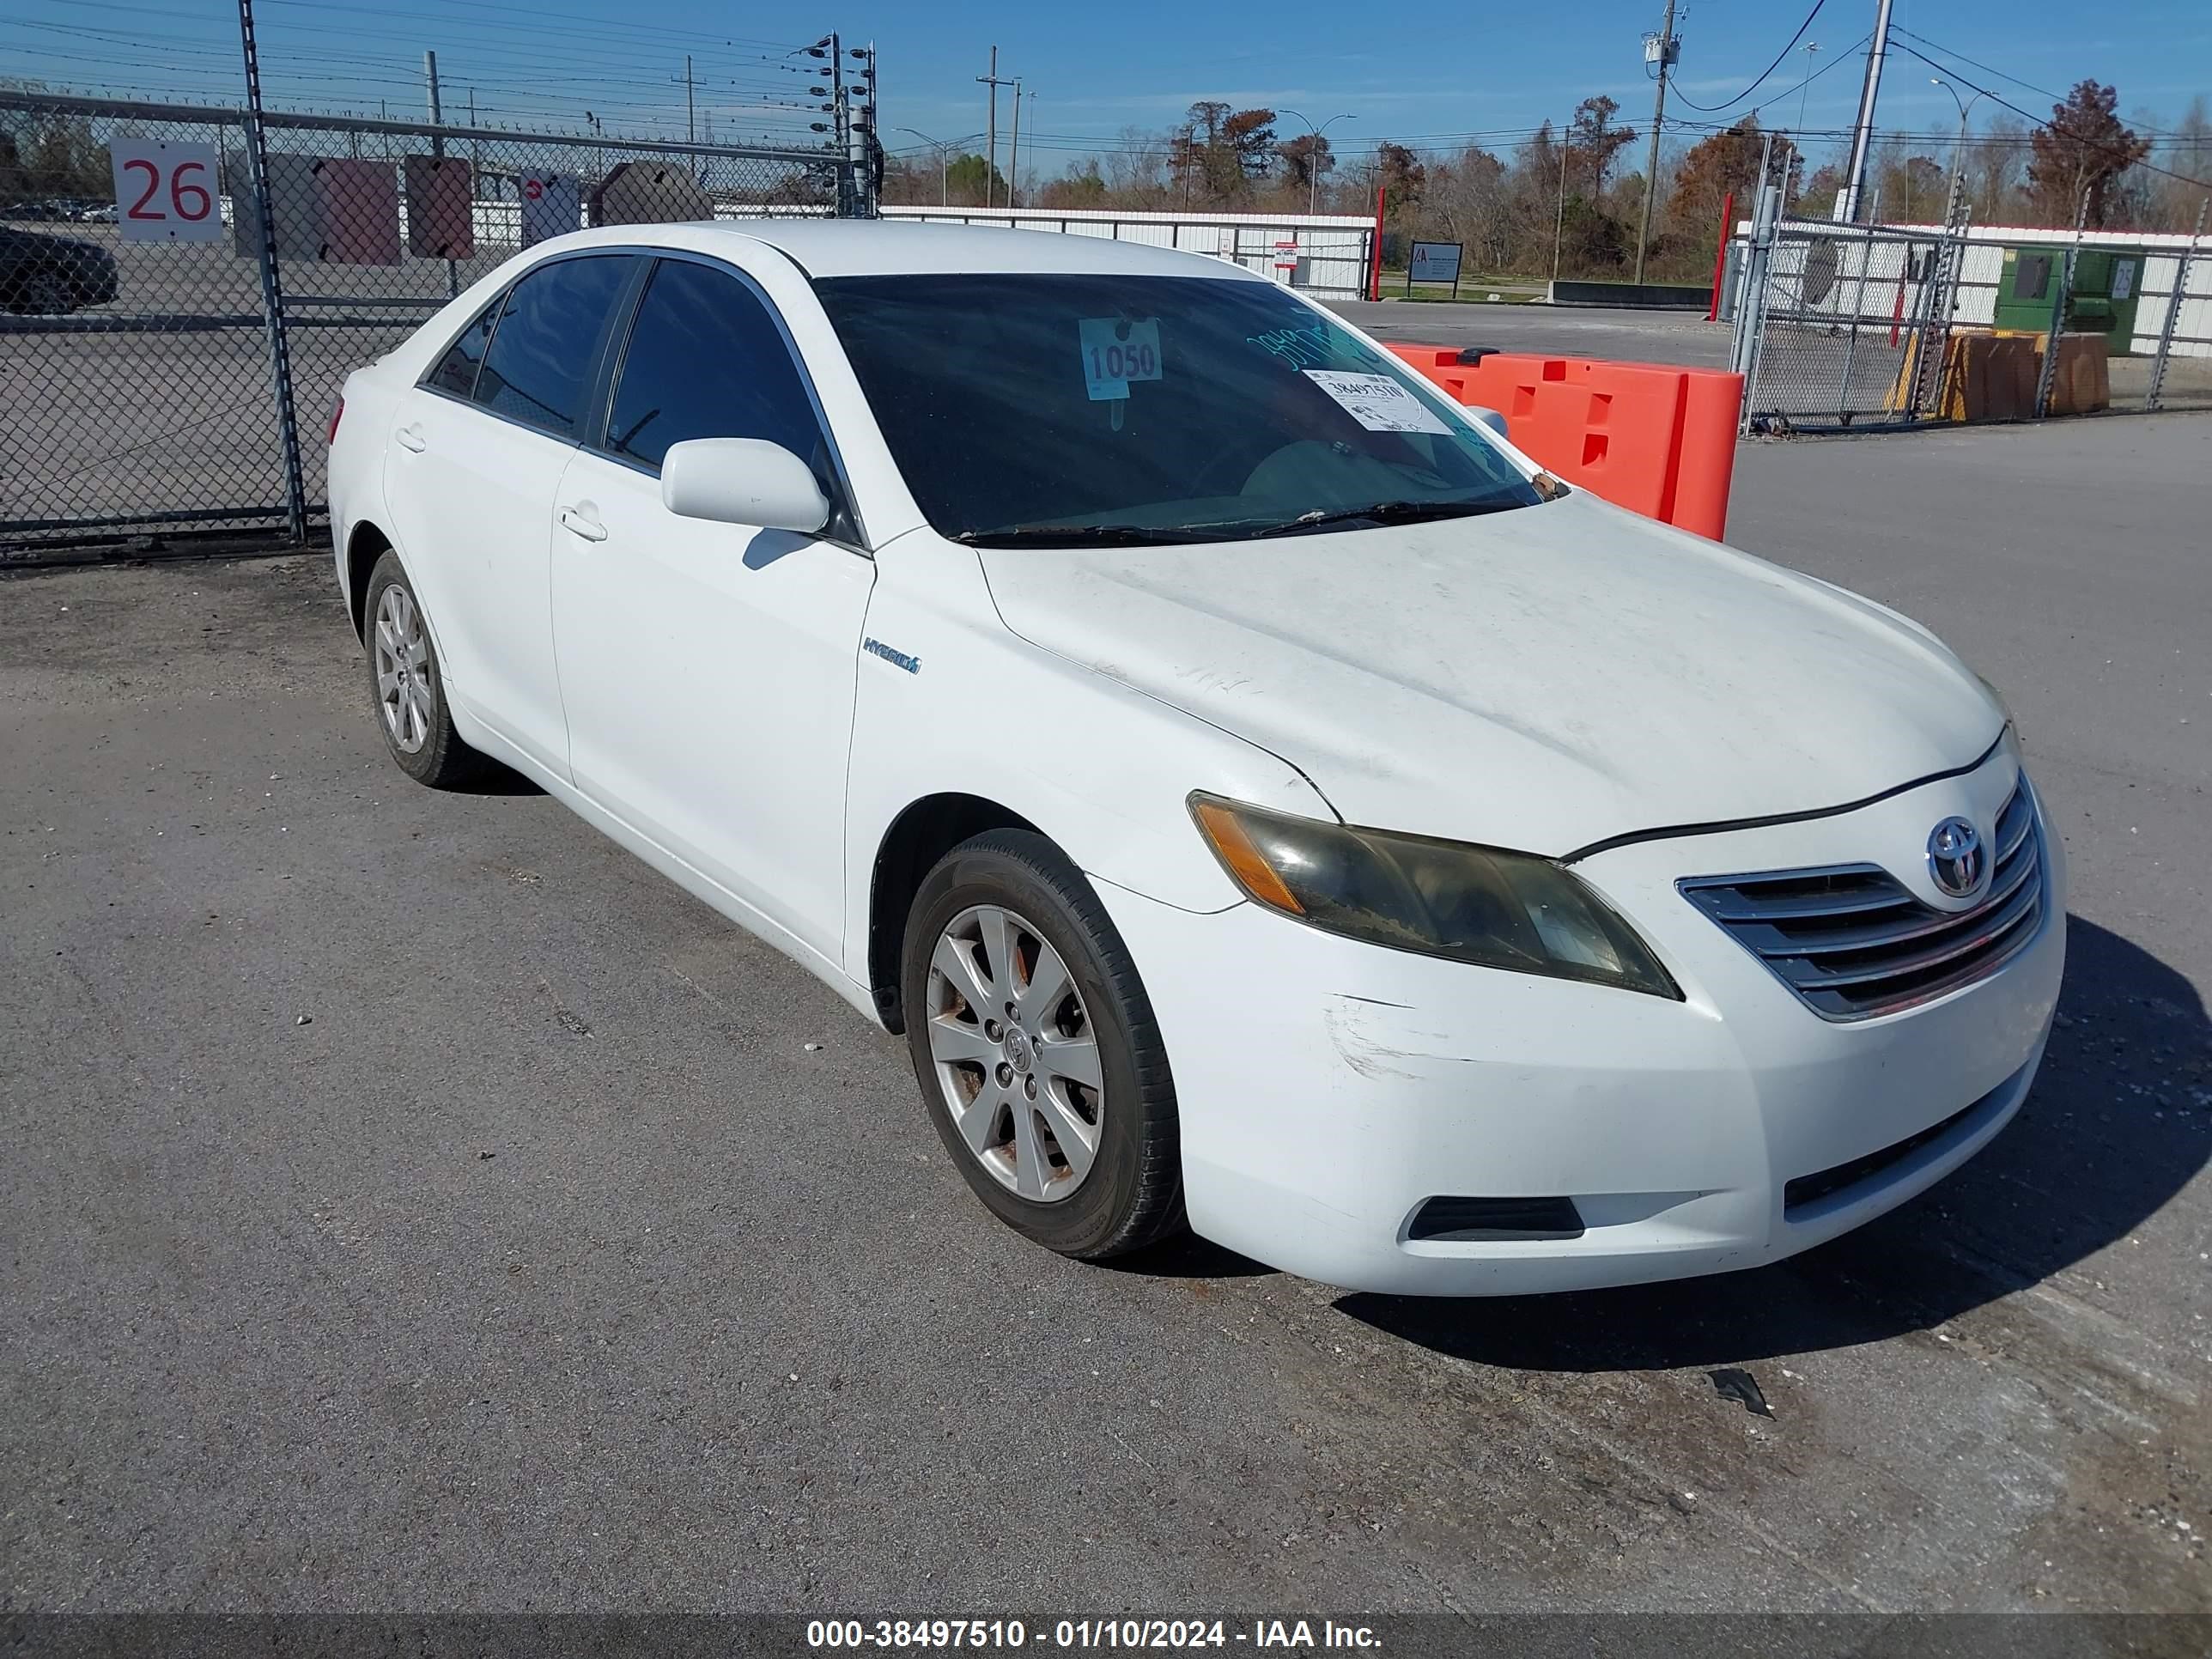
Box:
[1189, 793, 1680, 1000]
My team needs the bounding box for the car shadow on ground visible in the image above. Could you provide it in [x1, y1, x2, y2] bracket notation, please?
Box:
[448, 758, 545, 797]
[1333, 914, 2209, 1370]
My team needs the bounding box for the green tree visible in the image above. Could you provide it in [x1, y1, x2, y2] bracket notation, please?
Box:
[942, 151, 1006, 207]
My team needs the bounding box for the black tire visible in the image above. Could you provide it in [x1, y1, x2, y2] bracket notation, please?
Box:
[362, 549, 485, 788]
[901, 829, 1185, 1261]
[21, 269, 74, 316]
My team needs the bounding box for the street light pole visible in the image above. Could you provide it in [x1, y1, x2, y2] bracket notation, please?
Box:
[896, 126, 960, 206]
[1929, 77, 1989, 222]
[1279, 108, 1355, 215]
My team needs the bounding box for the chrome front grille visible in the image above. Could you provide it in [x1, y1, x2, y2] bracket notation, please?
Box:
[1678, 781, 2045, 1022]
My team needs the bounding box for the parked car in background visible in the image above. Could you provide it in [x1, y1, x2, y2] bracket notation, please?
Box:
[0, 225, 120, 314]
[325, 222, 2063, 1297]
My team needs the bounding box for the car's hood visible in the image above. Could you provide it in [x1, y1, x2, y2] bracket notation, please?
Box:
[978, 494, 2004, 855]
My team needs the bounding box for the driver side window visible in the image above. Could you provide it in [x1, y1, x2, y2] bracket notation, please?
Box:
[600, 258, 826, 474]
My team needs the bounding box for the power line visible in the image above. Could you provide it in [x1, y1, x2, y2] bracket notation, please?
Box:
[1897, 27, 2191, 140]
[1668, 0, 1826, 113]
[1887, 40, 2211, 192]
[258, 0, 807, 53]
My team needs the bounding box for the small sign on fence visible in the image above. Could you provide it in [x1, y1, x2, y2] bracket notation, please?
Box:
[108, 137, 223, 243]
[519, 173, 580, 247]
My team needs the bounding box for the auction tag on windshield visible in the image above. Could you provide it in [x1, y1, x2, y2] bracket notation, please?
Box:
[1303, 369, 1451, 434]
[1079, 318, 1163, 401]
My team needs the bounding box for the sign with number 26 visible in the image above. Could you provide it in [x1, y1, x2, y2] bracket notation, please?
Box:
[109, 138, 224, 244]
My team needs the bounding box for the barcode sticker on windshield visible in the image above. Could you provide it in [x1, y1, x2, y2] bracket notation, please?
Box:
[1079, 318, 1163, 401]
[1303, 370, 1451, 434]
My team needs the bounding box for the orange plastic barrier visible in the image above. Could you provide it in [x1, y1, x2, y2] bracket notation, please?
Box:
[1388, 346, 1743, 542]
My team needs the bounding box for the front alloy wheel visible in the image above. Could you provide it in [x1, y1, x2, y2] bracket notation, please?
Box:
[924, 902, 1106, 1203]
[901, 830, 1184, 1261]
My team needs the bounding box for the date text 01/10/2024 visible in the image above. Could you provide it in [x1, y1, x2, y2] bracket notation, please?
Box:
[803, 1619, 1381, 1649]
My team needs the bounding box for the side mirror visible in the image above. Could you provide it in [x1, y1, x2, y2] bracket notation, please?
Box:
[1465, 405, 1510, 441]
[660, 437, 831, 535]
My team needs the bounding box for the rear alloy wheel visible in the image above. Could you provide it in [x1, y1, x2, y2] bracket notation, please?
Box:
[902, 830, 1184, 1261]
[362, 550, 484, 787]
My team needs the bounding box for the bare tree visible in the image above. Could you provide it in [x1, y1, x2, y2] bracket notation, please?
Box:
[1968, 117, 2030, 224]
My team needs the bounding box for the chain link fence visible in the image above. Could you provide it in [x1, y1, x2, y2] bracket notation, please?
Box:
[2, 89, 849, 560]
[1729, 214, 2212, 434]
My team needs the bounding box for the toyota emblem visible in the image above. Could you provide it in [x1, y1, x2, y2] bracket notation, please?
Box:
[1927, 817, 1986, 900]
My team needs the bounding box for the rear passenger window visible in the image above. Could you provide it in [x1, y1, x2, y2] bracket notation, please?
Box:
[604, 258, 824, 471]
[425, 300, 497, 398]
[473, 254, 636, 440]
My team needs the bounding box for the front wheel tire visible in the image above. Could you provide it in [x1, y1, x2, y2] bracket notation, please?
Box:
[901, 830, 1185, 1261]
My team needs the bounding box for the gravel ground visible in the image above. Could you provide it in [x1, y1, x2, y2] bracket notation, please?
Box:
[2, 415, 2207, 1627]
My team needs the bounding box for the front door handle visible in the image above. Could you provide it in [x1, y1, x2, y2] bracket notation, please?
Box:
[558, 505, 608, 543]
[393, 423, 427, 453]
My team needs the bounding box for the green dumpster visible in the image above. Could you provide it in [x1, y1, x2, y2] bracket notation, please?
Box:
[1993, 245, 2147, 356]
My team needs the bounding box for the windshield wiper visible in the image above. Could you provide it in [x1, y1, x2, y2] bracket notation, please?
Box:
[1245, 499, 1522, 538]
[955, 523, 1231, 547]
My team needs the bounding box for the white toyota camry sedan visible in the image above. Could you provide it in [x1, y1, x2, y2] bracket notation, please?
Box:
[326, 220, 2064, 1296]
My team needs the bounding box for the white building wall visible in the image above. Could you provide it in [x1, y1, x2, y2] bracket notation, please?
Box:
[878, 204, 1376, 300]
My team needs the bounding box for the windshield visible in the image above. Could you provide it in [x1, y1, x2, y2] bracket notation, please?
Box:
[815, 273, 1545, 545]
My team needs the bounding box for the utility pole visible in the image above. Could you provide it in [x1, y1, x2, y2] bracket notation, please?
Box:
[1837, 0, 1896, 222]
[1552, 128, 1570, 283]
[976, 46, 1016, 209]
[676, 53, 696, 145]
[1633, 0, 1678, 285]
[1007, 78, 1023, 210]
[424, 51, 457, 295]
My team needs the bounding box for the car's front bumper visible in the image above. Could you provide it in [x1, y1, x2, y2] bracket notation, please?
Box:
[1092, 748, 2066, 1296]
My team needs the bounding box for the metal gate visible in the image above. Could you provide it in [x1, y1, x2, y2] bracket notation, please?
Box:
[1729, 212, 2212, 434]
[2, 90, 850, 558]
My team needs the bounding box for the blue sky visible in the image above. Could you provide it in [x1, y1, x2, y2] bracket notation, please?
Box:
[10, 0, 2209, 169]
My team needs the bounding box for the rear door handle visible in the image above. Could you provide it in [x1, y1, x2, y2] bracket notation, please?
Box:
[393, 424, 427, 453]
[558, 505, 608, 543]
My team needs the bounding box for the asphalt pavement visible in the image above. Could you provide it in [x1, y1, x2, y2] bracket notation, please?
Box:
[3, 415, 2208, 1623]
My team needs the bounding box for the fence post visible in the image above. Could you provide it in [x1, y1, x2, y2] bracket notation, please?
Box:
[2033, 195, 2089, 420]
[236, 0, 307, 542]
[1730, 173, 1780, 434]
[1705, 190, 1734, 321]
[2147, 198, 2205, 413]
[1906, 179, 1971, 420]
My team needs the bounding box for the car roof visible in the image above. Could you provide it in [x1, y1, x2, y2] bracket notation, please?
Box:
[549, 217, 1273, 283]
